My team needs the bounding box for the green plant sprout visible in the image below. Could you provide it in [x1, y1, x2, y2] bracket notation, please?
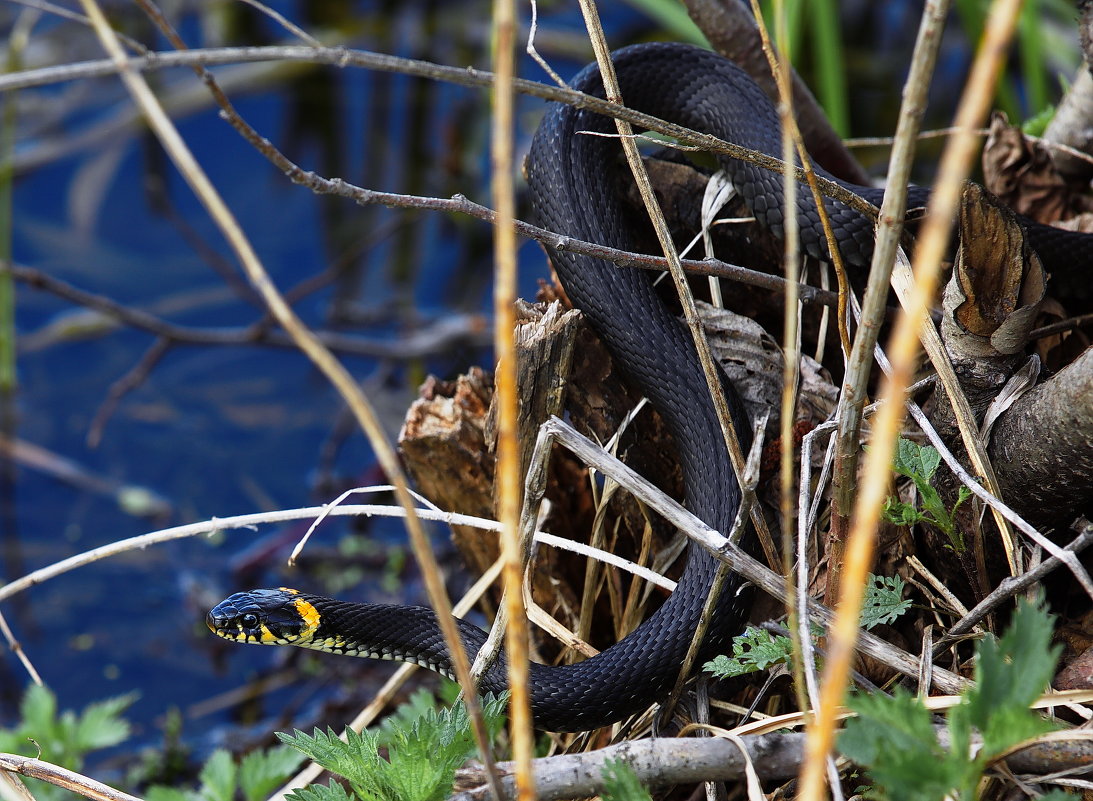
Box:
[277, 693, 507, 801]
[882, 438, 972, 551]
[0, 685, 134, 801]
[840, 599, 1067, 801]
[704, 574, 911, 679]
[145, 747, 304, 801]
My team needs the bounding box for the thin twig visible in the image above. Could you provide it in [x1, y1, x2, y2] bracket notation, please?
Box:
[0, 501, 675, 609]
[828, 0, 948, 591]
[0, 608, 42, 686]
[747, 0, 817, 754]
[0, 46, 881, 218]
[0, 755, 142, 801]
[934, 522, 1093, 651]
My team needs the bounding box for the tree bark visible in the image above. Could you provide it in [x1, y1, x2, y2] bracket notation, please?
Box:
[989, 345, 1093, 532]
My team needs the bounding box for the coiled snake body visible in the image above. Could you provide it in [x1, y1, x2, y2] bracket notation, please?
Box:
[207, 43, 1079, 732]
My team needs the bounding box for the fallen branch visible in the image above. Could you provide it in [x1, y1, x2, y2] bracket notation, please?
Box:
[449, 727, 1093, 800]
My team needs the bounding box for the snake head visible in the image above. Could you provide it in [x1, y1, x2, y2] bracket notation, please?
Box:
[206, 587, 321, 645]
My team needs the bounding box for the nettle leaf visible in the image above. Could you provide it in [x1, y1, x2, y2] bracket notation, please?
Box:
[703, 627, 793, 678]
[285, 780, 354, 801]
[861, 574, 911, 630]
[840, 689, 967, 801]
[882, 497, 925, 528]
[69, 692, 136, 752]
[375, 688, 440, 746]
[965, 599, 1061, 757]
[277, 696, 507, 801]
[842, 599, 1064, 801]
[893, 438, 941, 482]
[198, 749, 237, 801]
[145, 786, 197, 801]
[279, 728, 375, 788]
[239, 746, 306, 801]
[19, 684, 58, 742]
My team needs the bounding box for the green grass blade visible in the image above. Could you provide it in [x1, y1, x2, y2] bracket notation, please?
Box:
[808, 0, 849, 136]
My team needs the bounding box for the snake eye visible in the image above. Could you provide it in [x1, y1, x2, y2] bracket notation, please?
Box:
[241, 613, 259, 630]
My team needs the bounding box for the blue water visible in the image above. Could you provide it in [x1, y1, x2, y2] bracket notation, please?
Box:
[0, 0, 660, 766]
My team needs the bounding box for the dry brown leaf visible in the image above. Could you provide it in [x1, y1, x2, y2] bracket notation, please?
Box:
[983, 111, 1073, 224]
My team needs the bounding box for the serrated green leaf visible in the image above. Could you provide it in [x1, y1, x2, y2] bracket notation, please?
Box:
[276, 695, 507, 801]
[197, 749, 236, 801]
[965, 599, 1061, 757]
[239, 746, 306, 801]
[601, 758, 653, 801]
[375, 688, 440, 747]
[285, 780, 354, 801]
[842, 599, 1065, 801]
[882, 498, 926, 528]
[70, 692, 136, 752]
[277, 728, 383, 788]
[703, 627, 794, 678]
[841, 689, 969, 801]
[860, 575, 911, 630]
[892, 438, 941, 481]
[20, 684, 58, 742]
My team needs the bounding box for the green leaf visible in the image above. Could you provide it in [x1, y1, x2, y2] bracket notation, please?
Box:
[703, 627, 793, 678]
[892, 438, 941, 482]
[840, 599, 1064, 801]
[69, 692, 136, 752]
[882, 497, 926, 528]
[285, 780, 355, 801]
[860, 575, 911, 630]
[277, 695, 507, 801]
[884, 438, 969, 548]
[600, 759, 653, 801]
[239, 746, 306, 801]
[917, 484, 954, 536]
[619, 0, 709, 45]
[964, 599, 1061, 757]
[1021, 104, 1056, 137]
[375, 688, 441, 746]
[20, 684, 58, 743]
[277, 728, 383, 790]
[197, 750, 237, 801]
[840, 689, 968, 801]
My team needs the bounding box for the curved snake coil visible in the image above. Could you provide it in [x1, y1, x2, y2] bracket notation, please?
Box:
[208, 42, 1081, 732]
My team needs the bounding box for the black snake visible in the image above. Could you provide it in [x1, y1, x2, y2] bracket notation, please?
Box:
[208, 42, 1081, 732]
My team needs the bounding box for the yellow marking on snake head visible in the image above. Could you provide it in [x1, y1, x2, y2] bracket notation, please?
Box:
[293, 597, 321, 640]
[259, 624, 278, 644]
